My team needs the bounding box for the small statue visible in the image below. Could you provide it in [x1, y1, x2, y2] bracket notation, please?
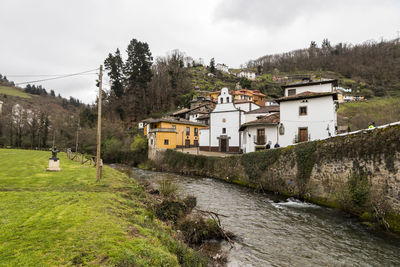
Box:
[50, 147, 60, 162]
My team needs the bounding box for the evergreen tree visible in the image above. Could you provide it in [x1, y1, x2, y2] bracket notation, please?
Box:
[210, 58, 215, 74]
[104, 48, 124, 99]
[123, 38, 153, 121]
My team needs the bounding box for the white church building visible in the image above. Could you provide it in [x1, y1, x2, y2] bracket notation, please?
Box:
[199, 88, 245, 152]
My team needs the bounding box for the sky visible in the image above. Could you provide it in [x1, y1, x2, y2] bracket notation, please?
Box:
[1, 0, 400, 104]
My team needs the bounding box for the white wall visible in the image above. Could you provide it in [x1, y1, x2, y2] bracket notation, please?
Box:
[199, 129, 209, 146]
[241, 125, 278, 153]
[234, 102, 259, 112]
[285, 83, 332, 96]
[279, 95, 337, 147]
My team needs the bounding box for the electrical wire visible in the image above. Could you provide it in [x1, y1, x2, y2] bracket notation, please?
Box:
[14, 68, 99, 85]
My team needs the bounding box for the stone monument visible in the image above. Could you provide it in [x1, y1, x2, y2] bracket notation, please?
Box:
[47, 147, 61, 171]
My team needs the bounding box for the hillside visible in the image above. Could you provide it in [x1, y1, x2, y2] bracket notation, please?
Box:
[338, 96, 400, 131]
[0, 149, 203, 265]
[247, 38, 400, 98]
[0, 84, 83, 149]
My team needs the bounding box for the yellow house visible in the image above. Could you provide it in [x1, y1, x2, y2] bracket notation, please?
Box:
[144, 117, 206, 149]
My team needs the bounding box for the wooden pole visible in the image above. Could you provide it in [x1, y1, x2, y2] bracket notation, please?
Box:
[96, 65, 103, 182]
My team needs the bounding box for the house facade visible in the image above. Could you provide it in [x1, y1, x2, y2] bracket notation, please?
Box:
[277, 79, 338, 147]
[239, 113, 280, 153]
[238, 71, 256, 80]
[233, 89, 266, 106]
[144, 117, 206, 149]
[216, 63, 229, 73]
[200, 88, 245, 152]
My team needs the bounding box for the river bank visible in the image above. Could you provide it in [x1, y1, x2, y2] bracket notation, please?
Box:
[150, 124, 400, 234]
[0, 149, 205, 266]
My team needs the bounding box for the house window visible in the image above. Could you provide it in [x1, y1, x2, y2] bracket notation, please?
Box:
[194, 128, 198, 136]
[164, 139, 169, 145]
[151, 139, 153, 145]
[222, 128, 226, 134]
[299, 106, 307, 116]
[288, 89, 296, 96]
[172, 125, 176, 129]
[186, 127, 190, 135]
[222, 118, 226, 123]
[257, 129, 265, 144]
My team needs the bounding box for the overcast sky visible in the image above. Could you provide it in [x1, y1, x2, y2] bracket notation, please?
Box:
[1, 0, 399, 103]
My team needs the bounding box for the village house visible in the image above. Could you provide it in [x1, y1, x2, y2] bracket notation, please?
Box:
[199, 88, 245, 152]
[276, 79, 338, 147]
[209, 88, 266, 107]
[144, 117, 206, 150]
[233, 89, 266, 106]
[239, 113, 280, 153]
[216, 63, 229, 73]
[237, 70, 256, 80]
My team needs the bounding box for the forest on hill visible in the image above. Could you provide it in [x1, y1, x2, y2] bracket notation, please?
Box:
[247, 38, 400, 97]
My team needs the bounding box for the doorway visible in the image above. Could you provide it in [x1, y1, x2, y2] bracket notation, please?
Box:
[298, 127, 308, 143]
[220, 139, 227, 152]
[185, 139, 191, 148]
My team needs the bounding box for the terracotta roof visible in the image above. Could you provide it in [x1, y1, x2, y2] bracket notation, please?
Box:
[282, 79, 338, 89]
[276, 91, 338, 102]
[245, 106, 280, 114]
[239, 113, 280, 131]
[146, 116, 206, 126]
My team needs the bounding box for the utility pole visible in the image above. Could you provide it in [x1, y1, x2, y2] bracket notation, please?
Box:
[96, 65, 103, 182]
[75, 117, 80, 156]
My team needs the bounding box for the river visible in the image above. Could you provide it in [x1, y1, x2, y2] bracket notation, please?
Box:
[128, 167, 400, 266]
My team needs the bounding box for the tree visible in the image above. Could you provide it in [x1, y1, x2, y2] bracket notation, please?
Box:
[123, 38, 153, 122]
[257, 65, 262, 74]
[50, 90, 55, 97]
[104, 48, 124, 99]
[239, 78, 252, 89]
[209, 58, 215, 74]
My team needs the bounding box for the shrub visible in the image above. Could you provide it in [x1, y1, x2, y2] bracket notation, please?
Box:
[130, 134, 147, 153]
[157, 178, 179, 198]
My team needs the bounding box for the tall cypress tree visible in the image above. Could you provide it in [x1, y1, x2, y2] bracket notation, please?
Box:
[104, 48, 124, 99]
[123, 38, 153, 122]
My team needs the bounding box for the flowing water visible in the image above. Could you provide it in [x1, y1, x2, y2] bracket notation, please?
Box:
[129, 167, 400, 267]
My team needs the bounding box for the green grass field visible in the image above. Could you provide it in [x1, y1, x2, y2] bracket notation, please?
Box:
[338, 96, 400, 130]
[0, 149, 204, 266]
[0, 86, 31, 98]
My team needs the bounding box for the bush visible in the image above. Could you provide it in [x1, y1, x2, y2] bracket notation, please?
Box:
[130, 134, 147, 153]
[157, 178, 179, 198]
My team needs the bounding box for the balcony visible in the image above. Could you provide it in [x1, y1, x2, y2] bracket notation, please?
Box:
[149, 128, 177, 133]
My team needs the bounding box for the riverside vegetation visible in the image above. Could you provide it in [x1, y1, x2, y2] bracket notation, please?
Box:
[152, 125, 400, 234]
[0, 149, 206, 266]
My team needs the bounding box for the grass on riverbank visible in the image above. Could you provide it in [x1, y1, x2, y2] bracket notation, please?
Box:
[0, 149, 205, 266]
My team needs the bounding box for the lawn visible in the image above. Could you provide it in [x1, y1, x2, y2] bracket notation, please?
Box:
[0, 86, 31, 98]
[0, 149, 204, 266]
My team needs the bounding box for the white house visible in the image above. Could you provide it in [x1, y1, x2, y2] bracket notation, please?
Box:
[199, 87, 245, 152]
[277, 79, 338, 147]
[216, 63, 229, 73]
[238, 71, 256, 80]
[239, 113, 280, 153]
[0, 100, 3, 114]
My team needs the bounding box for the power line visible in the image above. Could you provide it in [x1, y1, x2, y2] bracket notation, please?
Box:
[14, 68, 99, 85]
